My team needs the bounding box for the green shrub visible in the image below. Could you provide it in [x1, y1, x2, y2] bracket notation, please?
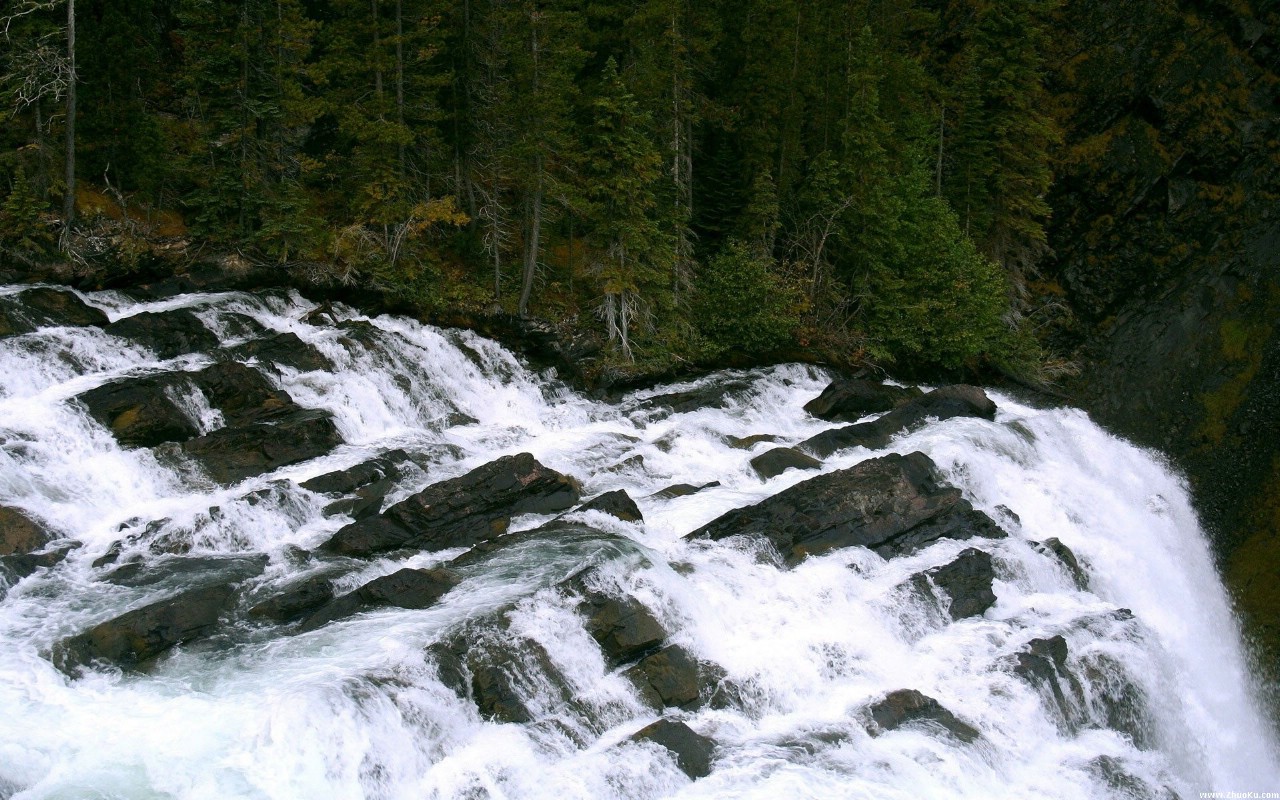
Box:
[694, 240, 803, 358]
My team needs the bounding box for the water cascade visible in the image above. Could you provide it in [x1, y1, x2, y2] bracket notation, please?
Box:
[0, 284, 1274, 799]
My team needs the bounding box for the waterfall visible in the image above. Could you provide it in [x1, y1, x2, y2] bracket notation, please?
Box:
[0, 284, 1274, 799]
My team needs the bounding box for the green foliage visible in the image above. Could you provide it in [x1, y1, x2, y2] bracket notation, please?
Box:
[0, 166, 55, 257]
[694, 240, 802, 358]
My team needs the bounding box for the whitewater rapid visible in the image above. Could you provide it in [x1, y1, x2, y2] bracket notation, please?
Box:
[0, 285, 1274, 799]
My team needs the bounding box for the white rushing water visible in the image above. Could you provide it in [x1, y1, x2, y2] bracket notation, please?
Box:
[0, 285, 1275, 799]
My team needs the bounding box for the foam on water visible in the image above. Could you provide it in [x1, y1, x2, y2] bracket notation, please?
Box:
[0, 286, 1274, 799]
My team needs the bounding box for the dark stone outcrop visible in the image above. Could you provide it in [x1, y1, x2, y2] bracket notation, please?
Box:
[625, 645, 706, 711]
[1034, 537, 1089, 590]
[923, 548, 997, 620]
[574, 588, 666, 668]
[53, 583, 238, 672]
[430, 619, 571, 724]
[648, 481, 719, 500]
[637, 378, 756, 415]
[178, 408, 343, 484]
[802, 379, 922, 422]
[249, 575, 337, 623]
[801, 386, 997, 458]
[0, 287, 107, 337]
[99, 554, 267, 588]
[298, 567, 461, 631]
[629, 719, 716, 779]
[300, 450, 409, 495]
[0, 543, 75, 583]
[77, 361, 293, 448]
[320, 453, 580, 558]
[725, 433, 780, 450]
[226, 331, 332, 373]
[749, 447, 821, 480]
[1011, 635, 1085, 730]
[686, 451, 1005, 565]
[865, 689, 980, 743]
[0, 506, 53, 556]
[103, 309, 220, 359]
[77, 374, 201, 447]
[565, 490, 644, 523]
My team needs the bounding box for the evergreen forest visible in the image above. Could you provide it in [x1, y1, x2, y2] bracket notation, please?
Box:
[0, 0, 1272, 381]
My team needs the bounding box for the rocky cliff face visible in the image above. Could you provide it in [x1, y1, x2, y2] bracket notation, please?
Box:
[1044, 0, 1280, 679]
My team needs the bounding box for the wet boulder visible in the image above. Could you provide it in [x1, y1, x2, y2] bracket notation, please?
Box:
[52, 583, 238, 672]
[648, 481, 719, 500]
[922, 548, 998, 620]
[0, 506, 53, 556]
[725, 433, 781, 450]
[77, 361, 292, 448]
[77, 373, 202, 447]
[865, 689, 980, 743]
[636, 378, 757, 415]
[0, 287, 107, 338]
[179, 408, 343, 484]
[300, 450, 409, 495]
[103, 309, 220, 359]
[1034, 537, 1089, 590]
[564, 490, 644, 523]
[568, 581, 666, 667]
[686, 451, 1005, 565]
[430, 617, 572, 724]
[802, 379, 923, 422]
[249, 575, 337, 623]
[629, 718, 716, 779]
[749, 447, 822, 480]
[1012, 635, 1086, 730]
[625, 644, 710, 711]
[226, 331, 332, 373]
[801, 385, 997, 458]
[320, 453, 580, 558]
[298, 567, 461, 632]
[0, 542, 76, 584]
[100, 554, 268, 588]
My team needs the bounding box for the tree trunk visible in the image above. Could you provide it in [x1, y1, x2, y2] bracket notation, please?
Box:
[61, 0, 76, 230]
[518, 165, 542, 317]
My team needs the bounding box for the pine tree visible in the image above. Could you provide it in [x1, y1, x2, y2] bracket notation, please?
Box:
[583, 58, 673, 361]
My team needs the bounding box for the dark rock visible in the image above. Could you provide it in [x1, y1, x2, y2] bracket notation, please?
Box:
[629, 718, 716, 779]
[429, 619, 571, 724]
[0, 506, 53, 556]
[625, 645, 705, 711]
[77, 374, 202, 448]
[100, 554, 268, 588]
[104, 309, 220, 360]
[648, 481, 720, 500]
[566, 490, 643, 523]
[573, 588, 666, 667]
[725, 433, 780, 450]
[179, 408, 343, 484]
[800, 385, 998, 458]
[77, 361, 292, 448]
[300, 450, 408, 494]
[637, 378, 756, 415]
[0, 542, 76, 582]
[750, 447, 822, 480]
[865, 689, 980, 743]
[188, 361, 293, 426]
[249, 576, 336, 623]
[925, 548, 997, 620]
[298, 567, 461, 631]
[1012, 635, 1086, 730]
[1035, 537, 1089, 589]
[686, 451, 1005, 565]
[226, 331, 332, 373]
[320, 453, 580, 558]
[1085, 755, 1178, 800]
[53, 583, 238, 672]
[0, 288, 108, 337]
[802, 379, 923, 421]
